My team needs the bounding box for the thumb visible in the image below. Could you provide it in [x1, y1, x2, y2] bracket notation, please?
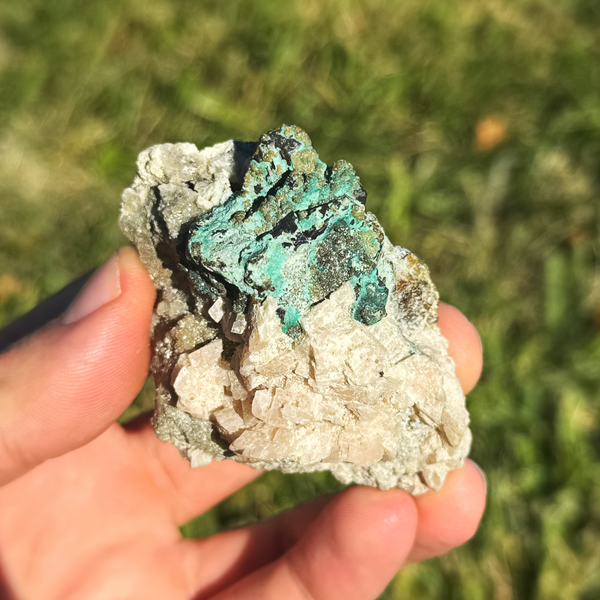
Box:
[0, 247, 155, 486]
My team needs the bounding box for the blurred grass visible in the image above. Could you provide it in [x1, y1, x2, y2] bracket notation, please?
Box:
[1, 0, 600, 598]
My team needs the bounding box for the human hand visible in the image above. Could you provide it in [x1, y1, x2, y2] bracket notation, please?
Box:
[0, 248, 485, 600]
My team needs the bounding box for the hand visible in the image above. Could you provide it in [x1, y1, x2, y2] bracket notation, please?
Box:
[0, 248, 486, 600]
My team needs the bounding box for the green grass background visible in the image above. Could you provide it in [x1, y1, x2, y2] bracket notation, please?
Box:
[1, 0, 600, 597]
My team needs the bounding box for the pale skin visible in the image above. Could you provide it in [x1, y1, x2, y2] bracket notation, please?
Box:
[0, 247, 486, 600]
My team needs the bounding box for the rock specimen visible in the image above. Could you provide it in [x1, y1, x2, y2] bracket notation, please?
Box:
[120, 125, 471, 493]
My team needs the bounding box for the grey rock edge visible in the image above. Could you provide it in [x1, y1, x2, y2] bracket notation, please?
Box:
[120, 136, 471, 494]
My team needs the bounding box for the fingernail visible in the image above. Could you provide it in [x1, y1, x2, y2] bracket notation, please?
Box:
[471, 460, 487, 495]
[62, 253, 121, 324]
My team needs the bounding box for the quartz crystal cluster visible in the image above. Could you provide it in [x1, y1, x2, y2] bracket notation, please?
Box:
[120, 125, 471, 493]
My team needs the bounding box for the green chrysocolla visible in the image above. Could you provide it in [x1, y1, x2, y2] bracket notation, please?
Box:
[184, 125, 388, 336]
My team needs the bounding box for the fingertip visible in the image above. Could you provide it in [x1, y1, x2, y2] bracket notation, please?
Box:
[117, 246, 156, 301]
[470, 459, 487, 497]
[112, 246, 155, 344]
[278, 486, 418, 600]
[332, 486, 418, 545]
[438, 302, 483, 394]
[410, 459, 487, 562]
[305, 485, 419, 576]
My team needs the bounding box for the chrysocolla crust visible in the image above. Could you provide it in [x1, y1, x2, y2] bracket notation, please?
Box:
[184, 125, 387, 336]
[120, 125, 471, 494]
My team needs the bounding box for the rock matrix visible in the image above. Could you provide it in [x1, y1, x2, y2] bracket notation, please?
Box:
[120, 125, 471, 493]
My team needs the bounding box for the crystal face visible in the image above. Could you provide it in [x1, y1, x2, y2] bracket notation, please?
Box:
[120, 125, 471, 494]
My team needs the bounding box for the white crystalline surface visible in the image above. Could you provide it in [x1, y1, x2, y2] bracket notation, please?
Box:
[120, 135, 471, 494]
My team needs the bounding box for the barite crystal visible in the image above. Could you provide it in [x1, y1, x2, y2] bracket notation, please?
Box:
[120, 125, 471, 493]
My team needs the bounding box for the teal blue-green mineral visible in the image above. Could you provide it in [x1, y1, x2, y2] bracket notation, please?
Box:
[184, 125, 388, 335]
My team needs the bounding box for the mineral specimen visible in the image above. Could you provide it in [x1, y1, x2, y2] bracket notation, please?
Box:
[120, 125, 471, 493]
